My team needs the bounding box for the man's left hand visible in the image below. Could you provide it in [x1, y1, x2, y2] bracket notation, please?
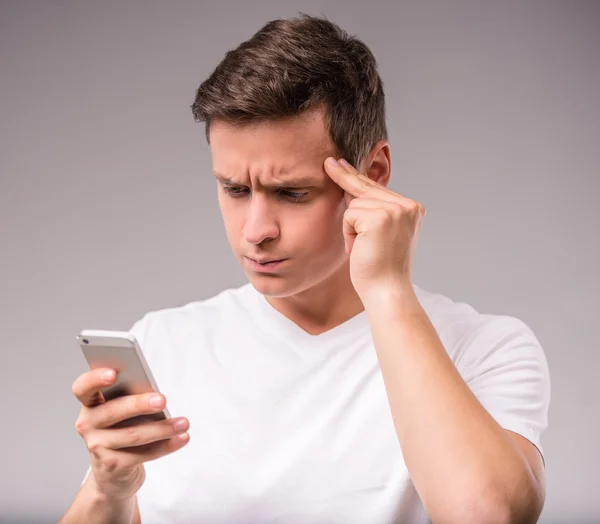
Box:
[324, 157, 426, 302]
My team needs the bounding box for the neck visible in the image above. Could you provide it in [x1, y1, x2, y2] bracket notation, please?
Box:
[264, 261, 365, 336]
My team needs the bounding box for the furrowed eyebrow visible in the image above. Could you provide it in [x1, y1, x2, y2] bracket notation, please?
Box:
[213, 172, 320, 188]
[213, 173, 238, 185]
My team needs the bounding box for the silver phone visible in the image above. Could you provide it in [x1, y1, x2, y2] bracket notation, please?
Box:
[77, 329, 171, 427]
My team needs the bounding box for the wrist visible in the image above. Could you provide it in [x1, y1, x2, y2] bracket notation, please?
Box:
[87, 473, 135, 506]
[360, 279, 421, 316]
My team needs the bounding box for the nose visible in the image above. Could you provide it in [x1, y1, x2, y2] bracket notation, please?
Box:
[242, 194, 280, 245]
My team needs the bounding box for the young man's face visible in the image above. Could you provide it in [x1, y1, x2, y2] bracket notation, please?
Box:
[209, 109, 349, 298]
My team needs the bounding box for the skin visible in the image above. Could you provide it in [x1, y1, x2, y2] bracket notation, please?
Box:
[59, 370, 190, 524]
[62, 106, 545, 524]
[210, 107, 546, 523]
[210, 108, 386, 334]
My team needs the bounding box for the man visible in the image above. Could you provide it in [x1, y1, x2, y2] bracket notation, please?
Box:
[60, 14, 550, 524]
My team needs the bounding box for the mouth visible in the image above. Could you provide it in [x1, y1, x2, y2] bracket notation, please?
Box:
[244, 256, 289, 272]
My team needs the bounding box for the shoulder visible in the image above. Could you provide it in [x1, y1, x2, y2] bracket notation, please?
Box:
[129, 282, 256, 343]
[414, 285, 547, 374]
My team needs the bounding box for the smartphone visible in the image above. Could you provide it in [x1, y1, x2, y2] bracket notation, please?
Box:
[77, 329, 171, 427]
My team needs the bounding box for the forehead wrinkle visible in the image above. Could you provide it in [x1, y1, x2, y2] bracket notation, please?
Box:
[214, 160, 324, 188]
[257, 169, 324, 189]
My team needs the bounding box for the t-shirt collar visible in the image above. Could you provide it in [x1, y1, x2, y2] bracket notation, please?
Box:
[244, 283, 371, 350]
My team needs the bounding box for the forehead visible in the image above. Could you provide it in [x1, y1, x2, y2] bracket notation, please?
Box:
[209, 110, 337, 183]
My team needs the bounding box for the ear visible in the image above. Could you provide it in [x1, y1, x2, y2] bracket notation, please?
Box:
[359, 140, 391, 187]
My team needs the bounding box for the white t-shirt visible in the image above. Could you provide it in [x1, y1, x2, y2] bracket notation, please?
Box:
[83, 282, 550, 523]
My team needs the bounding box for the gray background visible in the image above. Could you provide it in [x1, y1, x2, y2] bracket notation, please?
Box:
[1, 1, 598, 522]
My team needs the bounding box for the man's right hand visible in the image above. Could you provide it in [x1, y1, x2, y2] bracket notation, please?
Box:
[71, 368, 190, 501]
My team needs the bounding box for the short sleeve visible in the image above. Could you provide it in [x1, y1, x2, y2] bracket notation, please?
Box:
[129, 313, 152, 349]
[461, 316, 551, 460]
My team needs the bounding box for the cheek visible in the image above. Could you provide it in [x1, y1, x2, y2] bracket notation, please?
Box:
[218, 198, 243, 239]
[294, 199, 345, 250]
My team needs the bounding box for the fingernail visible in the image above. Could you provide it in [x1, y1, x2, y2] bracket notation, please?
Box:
[149, 395, 164, 407]
[338, 158, 350, 168]
[102, 370, 115, 382]
[174, 419, 188, 432]
[327, 157, 339, 166]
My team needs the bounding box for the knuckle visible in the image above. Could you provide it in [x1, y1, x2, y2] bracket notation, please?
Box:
[104, 405, 119, 425]
[165, 418, 179, 435]
[75, 417, 88, 435]
[389, 203, 403, 218]
[86, 437, 102, 454]
[125, 426, 142, 446]
[71, 381, 81, 398]
[102, 456, 119, 473]
[375, 209, 392, 225]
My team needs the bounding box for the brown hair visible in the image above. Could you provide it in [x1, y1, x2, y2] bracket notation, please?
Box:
[191, 14, 387, 167]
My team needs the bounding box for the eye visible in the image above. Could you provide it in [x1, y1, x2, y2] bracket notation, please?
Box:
[222, 186, 249, 197]
[222, 185, 309, 203]
[278, 190, 309, 203]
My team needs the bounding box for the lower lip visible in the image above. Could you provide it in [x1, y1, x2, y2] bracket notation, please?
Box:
[245, 257, 288, 273]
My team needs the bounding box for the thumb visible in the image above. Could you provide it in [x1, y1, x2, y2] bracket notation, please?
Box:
[344, 190, 354, 208]
[344, 233, 356, 255]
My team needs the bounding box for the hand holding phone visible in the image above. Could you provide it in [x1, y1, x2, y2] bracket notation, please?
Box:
[72, 330, 190, 501]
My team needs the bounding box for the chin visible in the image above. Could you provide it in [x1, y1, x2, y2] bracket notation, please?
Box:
[247, 274, 307, 298]
[245, 263, 344, 299]
[239, 248, 348, 298]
